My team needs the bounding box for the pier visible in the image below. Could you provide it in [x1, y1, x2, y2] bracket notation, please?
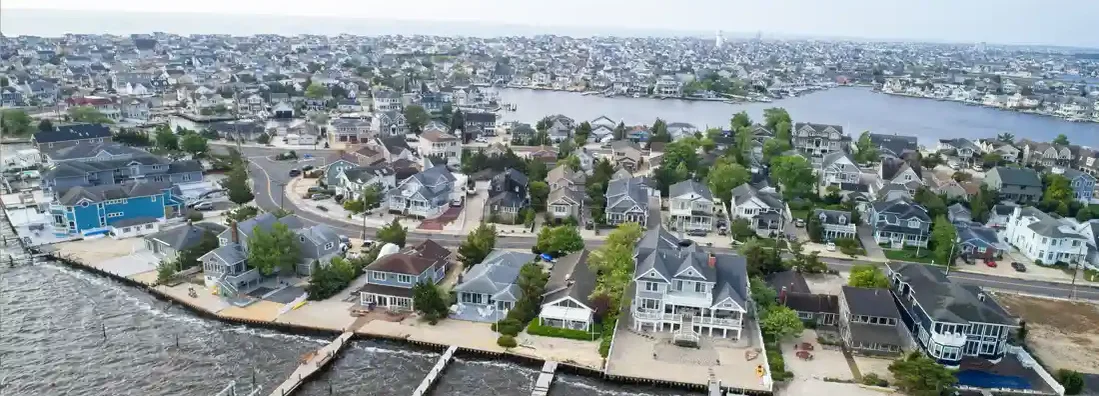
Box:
[267, 331, 353, 396]
[411, 345, 457, 396]
[530, 361, 558, 396]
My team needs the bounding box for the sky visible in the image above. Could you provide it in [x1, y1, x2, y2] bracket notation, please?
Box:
[3, 0, 1098, 47]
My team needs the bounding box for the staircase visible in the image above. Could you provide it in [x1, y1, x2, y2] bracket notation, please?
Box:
[673, 316, 700, 347]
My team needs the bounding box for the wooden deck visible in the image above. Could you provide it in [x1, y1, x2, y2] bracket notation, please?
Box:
[531, 361, 558, 396]
[411, 345, 458, 396]
[267, 331, 353, 396]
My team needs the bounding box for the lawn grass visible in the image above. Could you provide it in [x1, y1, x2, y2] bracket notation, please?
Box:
[790, 210, 809, 221]
[883, 248, 939, 265]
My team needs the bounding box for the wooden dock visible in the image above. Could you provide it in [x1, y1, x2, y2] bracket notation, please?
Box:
[411, 345, 457, 396]
[530, 361, 558, 396]
[707, 379, 722, 396]
[267, 331, 353, 396]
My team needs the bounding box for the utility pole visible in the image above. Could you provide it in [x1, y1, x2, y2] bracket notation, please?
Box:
[944, 238, 957, 276]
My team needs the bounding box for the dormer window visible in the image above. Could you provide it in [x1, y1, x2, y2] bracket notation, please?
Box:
[838, 216, 847, 225]
[908, 219, 919, 228]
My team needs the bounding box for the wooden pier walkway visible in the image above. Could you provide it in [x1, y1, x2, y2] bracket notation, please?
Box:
[707, 379, 722, 396]
[530, 361, 558, 396]
[267, 331, 353, 396]
[410, 345, 458, 396]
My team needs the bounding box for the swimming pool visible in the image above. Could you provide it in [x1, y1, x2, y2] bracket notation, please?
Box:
[956, 369, 1032, 390]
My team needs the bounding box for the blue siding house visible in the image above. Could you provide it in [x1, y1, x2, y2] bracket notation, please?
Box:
[358, 240, 452, 311]
[50, 180, 185, 237]
[887, 262, 1018, 368]
[1054, 168, 1096, 204]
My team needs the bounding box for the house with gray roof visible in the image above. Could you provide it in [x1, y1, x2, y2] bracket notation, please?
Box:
[43, 155, 202, 191]
[868, 196, 931, 248]
[984, 166, 1042, 203]
[821, 150, 860, 186]
[792, 122, 850, 164]
[730, 183, 788, 236]
[869, 133, 918, 160]
[336, 164, 396, 201]
[143, 222, 222, 263]
[839, 286, 904, 356]
[387, 163, 455, 219]
[937, 138, 983, 167]
[668, 180, 716, 232]
[605, 175, 653, 227]
[631, 228, 749, 340]
[886, 262, 1018, 367]
[1048, 167, 1095, 204]
[813, 209, 857, 241]
[40, 141, 149, 164]
[358, 240, 452, 311]
[451, 249, 537, 322]
[538, 250, 599, 333]
[486, 168, 529, 223]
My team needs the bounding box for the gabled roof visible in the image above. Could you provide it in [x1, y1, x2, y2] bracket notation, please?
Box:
[813, 209, 852, 226]
[452, 250, 535, 300]
[35, 123, 111, 143]
[869, 133, 918, 157]
[669, 180, 713, 201]
[145, 223, 210, 251]
[871, 197, 930, 223]
[765, 270, 810, 294]
[57, 180, 174, 206]
[841, 286, 901, 318]
[881, 158, 922, 181]
[731, 183, 783, 210]
[542, 250, 596, 307]
[988, 166, 1041, 187]
[888, 262, 1016, 326]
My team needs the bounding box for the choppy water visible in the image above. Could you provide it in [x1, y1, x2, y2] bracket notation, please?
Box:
[0, 263, 699, 396]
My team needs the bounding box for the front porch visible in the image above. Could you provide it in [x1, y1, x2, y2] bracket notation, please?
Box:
[670, 213, 713, 231]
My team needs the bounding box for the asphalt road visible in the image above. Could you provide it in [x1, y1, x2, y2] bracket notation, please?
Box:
[237, 144, 1099, 302]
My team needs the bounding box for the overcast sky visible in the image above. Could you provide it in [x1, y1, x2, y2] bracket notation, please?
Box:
[3, 0, 1098, 47]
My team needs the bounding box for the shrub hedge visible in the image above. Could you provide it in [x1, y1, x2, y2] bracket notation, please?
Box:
[497, 335, 517, 348]
[526, 321, 600, 341]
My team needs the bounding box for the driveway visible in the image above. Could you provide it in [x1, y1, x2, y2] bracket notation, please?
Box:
[856, 225, 885, 260]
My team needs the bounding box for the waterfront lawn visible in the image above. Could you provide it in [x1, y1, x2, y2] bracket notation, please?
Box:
[526, 321, 601, 341]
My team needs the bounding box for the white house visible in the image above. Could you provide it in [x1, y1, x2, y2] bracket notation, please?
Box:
[418, 130, 461, 166]
[668, 180, 715, 232]
[730, 183, 788, 236]
[821, 151, 861, 186]
[1002, 206, 1087, 266]
[538, 250, 599, 334]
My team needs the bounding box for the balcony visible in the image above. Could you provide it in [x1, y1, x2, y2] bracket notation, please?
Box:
[692, 316, 742, 328]
[665, 290, 712, 308]
[633, 308, 682, 322]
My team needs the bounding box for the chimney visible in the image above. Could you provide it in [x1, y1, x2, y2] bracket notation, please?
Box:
[708, 253, 716, 268]
[230, 221, 239, 244]
[779, 286, 788, 305]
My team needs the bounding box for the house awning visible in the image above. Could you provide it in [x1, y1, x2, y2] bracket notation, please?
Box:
[539, 305, 592, 323]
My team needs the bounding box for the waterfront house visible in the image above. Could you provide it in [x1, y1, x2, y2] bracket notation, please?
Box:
[358, 240, 451, 311]
[813, 209, 857, 241]
[791, 122, 850, 164]
[387, 163, 455, 219]
[820, 151, 861, 186]
[1002, 206, 1087, 266]
[143, 222, 223, 263]
[668, 180, 715, 232]
[43, 154, 203, 191]
[605, 175, 653, 227]
[869, 133, 918, 160]
[1019, 139, 1074, 168]
[1048, 167, 1095, 203]
[977, 139, 1020, 163]
[538, 250, 598, 333]
[418, 130, 461, 166]
[868, 196, 931, 248]
[336, 164, 396, 201]
[450, 249, 537, 323]
[936, 138, 982, 167]
[886, 262, 1018, 368]
[50, 180, 185, 238]
[486, 168, 529, 223]
[33, 123, 112, 149]
[766, 270, 838, 327]
[610, 140, 644, 172]
[730, 183, 787, 237]
[983, 167, 1042, 203]
[631, 228, 748, 340]
[838, 286, 904, 356]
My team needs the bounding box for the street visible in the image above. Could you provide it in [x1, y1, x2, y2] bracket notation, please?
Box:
[232, 143, 1099, 302]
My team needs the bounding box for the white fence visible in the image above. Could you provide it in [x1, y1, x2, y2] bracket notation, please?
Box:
[1007, 345, 1065, 396]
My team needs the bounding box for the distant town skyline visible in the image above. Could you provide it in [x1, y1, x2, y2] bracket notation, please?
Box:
[2, 0, 1098, 48]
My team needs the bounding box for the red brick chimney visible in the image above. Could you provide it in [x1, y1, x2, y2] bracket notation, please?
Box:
[231, 221, 239, 244]
[779, 286, 788, 305]
[708, 253, 716, 268]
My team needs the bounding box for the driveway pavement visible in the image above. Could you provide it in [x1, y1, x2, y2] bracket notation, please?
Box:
[855, 225, 885, 260]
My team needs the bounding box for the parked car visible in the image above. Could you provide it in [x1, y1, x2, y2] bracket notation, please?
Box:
[686, 230, 708, 237]
[826, 242, 836, 252]
[1011, 262, 1026, 272]
[288, 169, 302, 177]
[361, 239, 375, 248]
[794, 219, 806, 228]
[302, 165, 315, 172]
[187, 199, 209, 208]
[307, 186, 326, 194]
[310, 193, 331, 200]
[984, 259, 997, 268]
[193, 201, 215, 211]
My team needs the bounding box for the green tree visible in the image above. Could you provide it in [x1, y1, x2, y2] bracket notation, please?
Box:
[930, 216, 958, 266]
[806, 212, 824, 242]
[68, 106, 114, 123]
[305, 82, 329, 99]
[528, 181, 550, 211]
[763, 107, 792, 133]
[180, 133, 208, 157]
[848, 265, 890, 288]
[706, 160, 750, 205]
[413, 281, 450, 323]
[563, 155, 582, 172]
[528, 160, 548, 181]
[574, 121, 592, 144]
[914, 188, 948, 219]
[770, 156, 816, 200]
[557, 136, 575, 158]
[458, 223, 497, 268]
[376, 218, 407, 247]
[37, 119, 53, 132]
[1056, 369, 1085, 395]
[981, 152, 1003, 168]
[854, 131, 879, 163]
[774, 120, 792, 145]
[730, 111, 752, 130]
[760, 306, 805, 341]
[156, 260, 177, 285]
[221, 162, 254, 205]
[535, 226, 585, 257]
[247, 223, 302, 276]
[1052, 134, 1070, 146]
[1, 109, 35, 136]
[888, 352, 957, 396]
[749, 276, 777, 311]
[155, 126, 179, 151]
[761, 139, 787, 164]
[361, 185, 383, 210]
[649, 118, 670, 143]
[404, 105, 430, 134]
[588, 223, 643, 313]
[996, 133, 1015, 143]
[1043, 174, 1072, 204]
[448, 109, 465, 133]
